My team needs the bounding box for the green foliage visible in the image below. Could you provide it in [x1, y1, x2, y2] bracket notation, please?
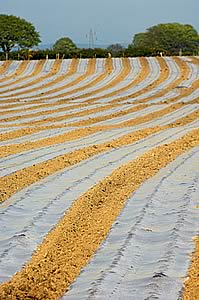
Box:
[132, 33, 150, 49]
[52, 37, 77, 52]
[107, 43, 124, 56]
[0, 48, 109, 61]
[131, 23, 199, 55]
[79, 48, 108, 58]
[0, 14, 41, 54]
[124, 45, 153, 57]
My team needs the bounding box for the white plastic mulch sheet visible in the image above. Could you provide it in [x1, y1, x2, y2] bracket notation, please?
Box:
[0, 126, 197, 284]
[63, 147, 199, 300]
[1, 107, 198, 177]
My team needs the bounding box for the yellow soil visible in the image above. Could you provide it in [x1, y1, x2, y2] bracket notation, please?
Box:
[85, 56, 151, 104]
[0, 103, 186, 156]
[0, 60, 30, 89]
[0, 102, 119, 123]
[0, 60, 13, 77]
[64, 57, 132, 101]
[4, 58, 96, 101]
[0, 126, 160, 203]
[0, 57, 198, 299]
[183, 236, 199, 300]
[0, 56, 189, 125]
[0, 129, 198, 299]
[112, 56, 190, 105]
[22, 58, 112, 101]
[0, 60, 46, 99]
[0, 59, 78, 96]
[0, 108, 198, 203]
[190, 57, 199, 66]
[0, 59, 62, 98]
[12, 58, 95, 100]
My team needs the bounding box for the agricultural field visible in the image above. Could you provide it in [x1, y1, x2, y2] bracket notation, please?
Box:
[0, 56, 198, 299]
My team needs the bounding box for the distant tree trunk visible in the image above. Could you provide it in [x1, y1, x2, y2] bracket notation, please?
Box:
[5, 52, 8, 60]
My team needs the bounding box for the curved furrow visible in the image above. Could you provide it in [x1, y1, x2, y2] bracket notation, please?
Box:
[0, 103, 198, 151]
[0, 56, 198, 299]
[0, 103, 198, 144]
[1, 106, 197, 149]
[21, 58, 113, 101]
[57, 58, 132, 102]
[0, 100, 74, 114]
[2, 59, 125, 118]
[147, 58, 199, 105]
[0, 61, 13, 77]
[180, 59, 199, 88]
[0, 58, 70, 100]
[56, 103, 198, 128]
[0, 126, 197, 284]
[103, 56, 187, 106]
[0, 56, 191, 122]
[0, 58, 96, 101]
[0, 111, 198, 204]
[93, 104, 199, 128]
[0, 58, 190, 131]
[0, 101, 94, 136]
[0, 101, 126, 126]
[0, 61, 17, 79]
[0, 102, 89, 120]
[63, 147, 199, 300]
[0, 61, 23, 82]
[0, 94, 110, 123]
[0, 60, 49, 103]
[1, 103, 198, 147]
[79, 56, 167, 105]
[0, 129, 198, 299]
[18, 58, 114, 102]
[115, 56, 190, 105]
[125, 56, 181, 103]
[0, 59, 63, 99]
[0, 109, 179, 175]
[83, 56, 169, 105]
[0, 126, 161, 203]
[1, 114, 199, 178]
[0, 59, 79, 112]
[94, 56, 178, 105]
[64, 57, 152, 104]
[0, 59, 67, 92]
[157, 57, 199, 105]
[2, 59, 76, 96]
[20, 59, 104, 100]
[0, 104, 196, 176]
[126, 58, 198, 107]
[0, 59, 93, 100]
[189, 56, 199, 66]
[0, 61, 31, 87]
[0, 57, 135, 104]
[0, 99, 178, 129]
[0, 60, 38, 89]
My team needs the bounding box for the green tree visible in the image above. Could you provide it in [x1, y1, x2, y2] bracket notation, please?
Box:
[132, 32, 150, 48]
[131, 23, 199, 55]
[0, 14, 41, 59]
[147, 23, 199, 55]
[107, 43, 124, 55]
[52, 37, 77, 53]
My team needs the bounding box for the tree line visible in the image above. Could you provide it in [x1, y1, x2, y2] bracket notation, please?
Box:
[0, 14, 199, 60]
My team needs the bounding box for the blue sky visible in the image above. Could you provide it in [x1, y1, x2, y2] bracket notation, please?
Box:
[0, 0, 196, 46]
